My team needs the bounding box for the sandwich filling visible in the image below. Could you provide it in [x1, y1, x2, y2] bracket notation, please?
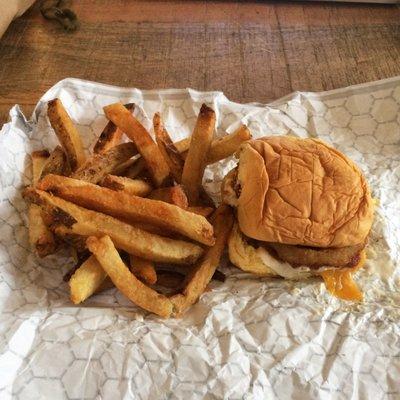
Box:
[229, 224, 364, 300]
[263, 241, 364, 269]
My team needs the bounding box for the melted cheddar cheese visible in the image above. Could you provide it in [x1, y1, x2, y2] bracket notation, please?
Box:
[320, 250, 366, 301]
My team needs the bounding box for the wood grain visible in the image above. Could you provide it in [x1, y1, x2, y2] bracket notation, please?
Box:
[0, 1, 399, 126]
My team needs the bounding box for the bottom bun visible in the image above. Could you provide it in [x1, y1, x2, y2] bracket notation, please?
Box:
[228, 222, 277, 277]
[228, 223, 366, 280]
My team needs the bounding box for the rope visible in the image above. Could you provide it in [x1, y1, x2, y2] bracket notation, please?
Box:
[40, 0, 78, 32]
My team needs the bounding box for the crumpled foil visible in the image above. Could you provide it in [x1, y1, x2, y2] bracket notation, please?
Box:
[0, 78, 399, 399]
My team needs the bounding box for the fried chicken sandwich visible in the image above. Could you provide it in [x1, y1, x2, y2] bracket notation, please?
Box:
[222, 136, 374, 300]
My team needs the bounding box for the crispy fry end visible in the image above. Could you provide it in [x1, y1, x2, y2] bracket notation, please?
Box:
[69, 255, 107, 304]
[47, 98, 85, 171]
[181, 104, 216, 204]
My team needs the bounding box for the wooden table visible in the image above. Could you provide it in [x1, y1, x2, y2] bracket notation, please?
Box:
[0, 1, 399, 126]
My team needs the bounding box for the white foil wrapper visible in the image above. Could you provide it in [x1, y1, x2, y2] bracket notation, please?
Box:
[0, 78, 399, 399]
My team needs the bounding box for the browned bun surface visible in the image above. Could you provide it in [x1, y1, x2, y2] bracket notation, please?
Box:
[228, 136, 374, 248]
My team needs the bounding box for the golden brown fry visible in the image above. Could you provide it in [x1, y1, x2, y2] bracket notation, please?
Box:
[148, 185, 188, 209]
[72, 142, 137, 183]
[28, 205, 57, 257]
[181, 104, 215, 204]
[104, 103, 170, 187]
[174, 138, 190, 154]
[129, 255, 157, 285]
[69, 255, 107, 304]
[40, 146, 70, 178]
[47, 98, 85, 171]
[24, 188, 203, 264]
[153, 112, 185, 182]
[123, 157, 147, 179]
[29, 151, 56, 257]
[175, 124, 251, 165]
[94, 120, 122, 154]
[131, 222, 171, 237]
[170, 204, 233, 317]
[87, 235, 173, 318]
[94, 103, 135, 154]
[38, 174, 215, 246]
[32, 150, 50, 183]
[101, 175, 152, 197]
[207, 125, 251, 164]
[187, 206, 214, 218]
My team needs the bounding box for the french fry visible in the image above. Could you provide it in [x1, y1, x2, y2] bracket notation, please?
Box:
[153, 112, 185, 182]
[29, 151, 56, 257]
[148, 185, 188, 209]
[170, 204, 233, 317]
[40, 145, 70, 178]
[131, 222, 172, 237]
[38, 174, 215, 246]
[187, 206, 214, 218]
[174, 137, 190, 154]
[23, 188, 203, 264]
[129, 255, 157, 285]
[104, 103, 170, 187]
[32, 150, 50, 183]
[101, 175, 152, 197]
[72, 142, 137, 183]
[28, 206, 57, 257]
[63, 250, 91, 281]
[93, 121, 122, 154]
[123, 157, 147, 179]
[47, 98, 85, 171]
[94, 103, 135, 154]
[69, 255, 107, 304]
[206, 125, 251, 164]
[150, 120, 215, 206]
[175, 124, 251, 165]
[181, 104, 215, 204]
[48, 196, 186, 240]
[87, 235, 173, 318]
[64, 251, 115, 296]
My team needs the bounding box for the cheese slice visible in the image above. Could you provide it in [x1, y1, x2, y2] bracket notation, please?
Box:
[320, 250, 366, 301]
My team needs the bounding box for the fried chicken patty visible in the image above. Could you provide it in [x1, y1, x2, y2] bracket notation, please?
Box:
[264, 241, 365, 269]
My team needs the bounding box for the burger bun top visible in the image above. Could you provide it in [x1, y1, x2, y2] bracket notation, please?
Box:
[223, 136, 374, 248]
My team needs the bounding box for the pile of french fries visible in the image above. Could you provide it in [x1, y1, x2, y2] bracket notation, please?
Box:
[23, 99, 251, 317]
